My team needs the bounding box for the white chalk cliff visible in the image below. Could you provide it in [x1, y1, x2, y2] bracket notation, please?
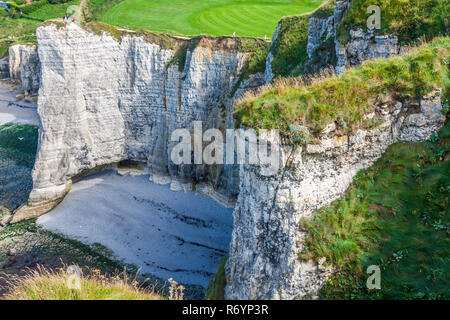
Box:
[13, 23, 265, 221]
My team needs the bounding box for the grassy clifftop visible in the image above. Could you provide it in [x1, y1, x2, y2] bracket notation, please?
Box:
[235, 37, 449, 141]
[268, 13, 311, 78]
[266, 0, 448, 79]
[337, 0, 449, 45]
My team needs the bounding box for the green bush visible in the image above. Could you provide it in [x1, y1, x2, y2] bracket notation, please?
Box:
[6, 2, 22, 11]
[14, 0, 27, 5]
[300, 119, 450, 299]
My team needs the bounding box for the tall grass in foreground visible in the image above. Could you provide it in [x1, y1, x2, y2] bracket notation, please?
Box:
[3, 265, 168, 300]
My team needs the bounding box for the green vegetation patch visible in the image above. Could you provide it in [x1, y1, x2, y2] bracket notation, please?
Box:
[205, 256, 227, 300]
[266, 0, 337, 78]
[6, 267, 165, 300]
[0, 123, 38, 168]
[337, 0, 449, 45]
[0, 220, 165, 300]
[0, 0, 80, 57]
[268, 13, 311, 78]
[98, 0, 324, 38]
[299, 117, 450, 299]
[235, 37, 450, 141]
[310, 0, 336, 19]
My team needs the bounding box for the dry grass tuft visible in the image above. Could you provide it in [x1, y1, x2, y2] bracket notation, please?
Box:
[3, 264, 168, 300]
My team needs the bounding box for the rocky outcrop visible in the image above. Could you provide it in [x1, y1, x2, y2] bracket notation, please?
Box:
[5, 44, 40, 94]
[336, 28, 401, 73]
[225, 90, 445, 299]
[13, 23, 264, 221]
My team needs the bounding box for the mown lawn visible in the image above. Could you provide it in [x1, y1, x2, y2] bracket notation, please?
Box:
[99, 0, 324, 37]
[0, 1, 80, 57]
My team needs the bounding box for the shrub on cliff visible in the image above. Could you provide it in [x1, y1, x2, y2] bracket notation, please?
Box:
[13, 0, 27, 5]
[205, 256, 227, 300]
[7, 7, 20, 19]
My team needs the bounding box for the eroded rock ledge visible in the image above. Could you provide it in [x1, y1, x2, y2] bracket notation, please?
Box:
[225, 90, 445, 299]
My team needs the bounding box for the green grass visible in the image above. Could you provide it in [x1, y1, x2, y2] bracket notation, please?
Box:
[299, 118, 450, 299]
[26, 0, 81, 21]
[83, 21, 269, 74]
[265, 0, 448, 78]
[267, 13, 310, 77]
[337, 0, 449, 45]
[0, 1, 80, 57]
[266, 0, 337, 78]
[205, 256, 227, 300]
[235, 37, 450, 141]
[5, 265, 166, 300]
[98, 0, 324, 38]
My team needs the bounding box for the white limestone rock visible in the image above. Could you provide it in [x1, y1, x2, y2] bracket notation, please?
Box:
[8, 44, 40, 94]
[20, 23, 255, 219]
[225, 91, 445, 300]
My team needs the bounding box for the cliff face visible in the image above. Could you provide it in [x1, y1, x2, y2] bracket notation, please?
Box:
[335, 28, 400, 74]
[7, 44, 40, 95]
[265, 0, 401, 80]
[13, 23, 263, 222]
[226, 90, 445, 299]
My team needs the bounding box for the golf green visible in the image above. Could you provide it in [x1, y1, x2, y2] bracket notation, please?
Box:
[101, 0, 324, 38]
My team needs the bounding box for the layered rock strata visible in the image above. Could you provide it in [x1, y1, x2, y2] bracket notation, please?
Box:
[13, 23, 264, 222]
